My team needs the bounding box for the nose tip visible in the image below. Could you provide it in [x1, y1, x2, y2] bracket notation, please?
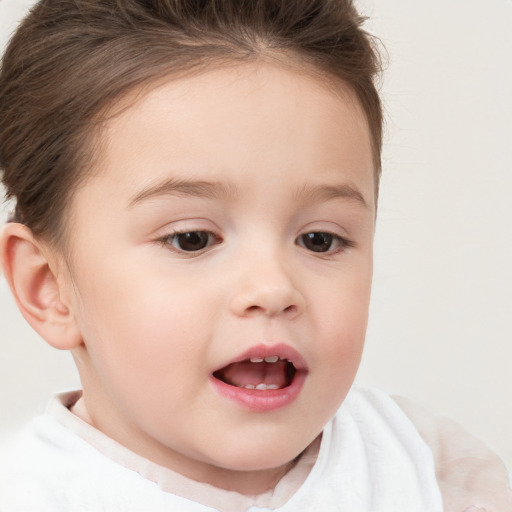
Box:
[229, 267, 305, 319]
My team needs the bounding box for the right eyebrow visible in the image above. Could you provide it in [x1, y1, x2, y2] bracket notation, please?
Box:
[128, 177, 237, 207]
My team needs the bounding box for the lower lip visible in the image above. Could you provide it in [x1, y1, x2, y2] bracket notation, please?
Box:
[209, 371, 307, 412]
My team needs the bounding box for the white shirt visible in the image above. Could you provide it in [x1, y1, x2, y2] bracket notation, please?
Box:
[1, 386, 510, 511]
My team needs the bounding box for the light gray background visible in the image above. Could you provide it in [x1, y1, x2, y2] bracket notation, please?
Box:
[1, 0, 511, 468]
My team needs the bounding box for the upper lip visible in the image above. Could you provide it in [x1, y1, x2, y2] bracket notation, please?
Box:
[213, 343, 308, 372]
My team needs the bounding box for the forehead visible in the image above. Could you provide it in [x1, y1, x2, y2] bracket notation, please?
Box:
[80, 61, 374, 212]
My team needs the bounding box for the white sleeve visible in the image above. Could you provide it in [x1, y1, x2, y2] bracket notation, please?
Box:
[392, 395, 512, 512]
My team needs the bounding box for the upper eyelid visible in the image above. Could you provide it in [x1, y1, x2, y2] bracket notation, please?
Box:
[155, 224, 353, 245]
[166, 227, 217, 235]
[153, 220, 221, 237]
[162, 228, 221, 242]
[158, 228, 350, 240]
[296, 231, 353, 246]
[298, 220, 351, 237]
[158, 230, 222, 256]
[297, 227, 352, 241]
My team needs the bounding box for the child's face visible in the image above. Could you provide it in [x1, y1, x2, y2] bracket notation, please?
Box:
[62, 61, 375, 488]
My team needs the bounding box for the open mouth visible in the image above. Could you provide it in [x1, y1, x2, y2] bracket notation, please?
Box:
[213, 356, 297, 391]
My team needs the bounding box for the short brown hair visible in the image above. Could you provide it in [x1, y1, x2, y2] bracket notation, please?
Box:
[0, 0, 383, 247]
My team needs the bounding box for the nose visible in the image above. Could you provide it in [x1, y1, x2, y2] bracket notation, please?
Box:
[229, 257, 305, 319]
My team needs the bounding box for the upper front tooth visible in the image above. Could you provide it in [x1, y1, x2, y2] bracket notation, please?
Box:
[250, 357, 264, 363]
[264, 356, 279, 363]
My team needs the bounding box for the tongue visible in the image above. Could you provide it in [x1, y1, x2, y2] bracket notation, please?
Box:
[216, 360, 289, 389]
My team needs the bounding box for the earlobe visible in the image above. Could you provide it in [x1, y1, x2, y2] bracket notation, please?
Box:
[0, 223, 82, 350]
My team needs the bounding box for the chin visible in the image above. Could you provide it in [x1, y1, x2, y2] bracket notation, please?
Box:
[210, 435, 312, 473]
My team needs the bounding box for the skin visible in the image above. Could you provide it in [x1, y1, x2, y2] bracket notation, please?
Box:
[3, 61, 376, 494]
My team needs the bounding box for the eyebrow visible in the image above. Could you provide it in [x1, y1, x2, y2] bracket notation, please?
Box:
[293, 183, 369, 209]
[128, 177, 236, 207]
[128, 176, 369, 209]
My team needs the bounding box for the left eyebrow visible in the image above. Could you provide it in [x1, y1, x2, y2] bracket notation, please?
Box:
[128, 177, 237, 207]
[293, 183, 369, 209]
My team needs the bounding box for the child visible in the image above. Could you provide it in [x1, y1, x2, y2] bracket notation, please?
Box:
[0, 0, 510, 510]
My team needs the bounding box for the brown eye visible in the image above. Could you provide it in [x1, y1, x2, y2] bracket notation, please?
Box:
[170, 231, 213, 252]
[300, 232, 333, 252]
[296, 232, 350, 253]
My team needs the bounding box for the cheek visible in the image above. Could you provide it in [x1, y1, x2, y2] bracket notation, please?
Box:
[313, 265, 372, 372]
[300, 276, 370, 434]
[71, 263, 211, 388]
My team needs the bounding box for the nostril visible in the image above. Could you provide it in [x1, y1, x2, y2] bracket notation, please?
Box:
[230, 287, 304, 318]
[243, 303, 297, 317]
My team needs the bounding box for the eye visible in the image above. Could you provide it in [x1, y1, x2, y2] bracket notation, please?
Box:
[164, 230, 219, 252]
[296, 232, 350, 253]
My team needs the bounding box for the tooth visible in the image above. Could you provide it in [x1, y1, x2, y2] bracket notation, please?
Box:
[255, 383, 268, 390]
[267, 384, 279, 390]
[245, 384, 255, 389]
[264, 356, 279, 363]
[250, 357, 264, 363]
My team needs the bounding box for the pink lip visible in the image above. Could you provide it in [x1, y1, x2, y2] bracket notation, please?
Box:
[210, 343, 308, 412]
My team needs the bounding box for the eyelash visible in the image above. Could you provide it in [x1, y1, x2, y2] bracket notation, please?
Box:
[157, 230, 354, 256]
[158, 230, 222, 255]
[296, 232, 354, 255]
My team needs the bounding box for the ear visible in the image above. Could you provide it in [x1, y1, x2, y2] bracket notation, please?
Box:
[0, 222, 82, 350]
